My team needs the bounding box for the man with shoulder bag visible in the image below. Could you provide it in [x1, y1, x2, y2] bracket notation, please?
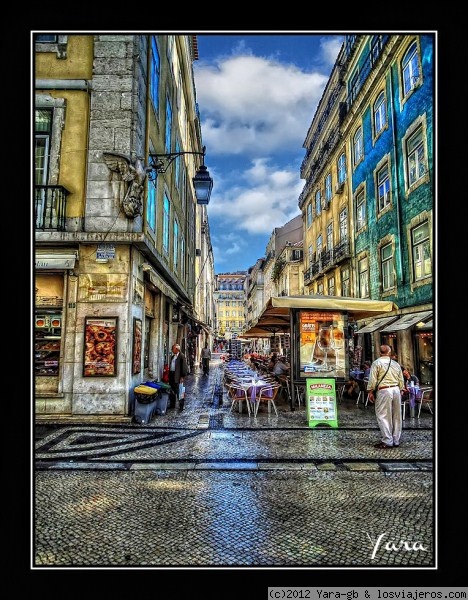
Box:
[366, 345, 405, 449]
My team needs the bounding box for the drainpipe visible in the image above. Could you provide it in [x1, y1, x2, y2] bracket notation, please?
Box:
[388, 70, 404, 283]
[35, 80, 92, 91]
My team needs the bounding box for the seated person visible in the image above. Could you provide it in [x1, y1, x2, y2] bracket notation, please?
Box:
[342, 376, 360, 400]
[268, 353, 278, 371]
[363, 361, 371, 379]
[401, 367, 419, 400]
[273, 356, 290, 377]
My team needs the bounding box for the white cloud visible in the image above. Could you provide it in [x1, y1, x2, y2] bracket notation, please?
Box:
[194, 54, 328, 156]
[208, 157, 303, 235]
[319, 36, 344, 69]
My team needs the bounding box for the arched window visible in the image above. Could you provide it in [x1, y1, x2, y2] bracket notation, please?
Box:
[374, 91, 387, 135]
[402, 41, 420, 97]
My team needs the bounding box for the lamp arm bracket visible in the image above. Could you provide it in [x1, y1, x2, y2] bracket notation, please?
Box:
[149, 146, 206, 174]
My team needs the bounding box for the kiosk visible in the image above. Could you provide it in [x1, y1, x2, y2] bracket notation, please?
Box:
[247, 295, 397, 412]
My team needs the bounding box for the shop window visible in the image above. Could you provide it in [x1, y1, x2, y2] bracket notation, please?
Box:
[35, 273, 64, 376]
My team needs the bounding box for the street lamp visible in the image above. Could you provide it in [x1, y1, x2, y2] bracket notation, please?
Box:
[148, 145, 213, 205]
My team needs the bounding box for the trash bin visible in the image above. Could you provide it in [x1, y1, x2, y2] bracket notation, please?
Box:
[143, 381, 171, 415]
[133, 384, 159, 424]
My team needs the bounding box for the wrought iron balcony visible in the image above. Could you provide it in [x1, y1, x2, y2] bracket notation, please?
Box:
[305, 239, 351, 283]
[35, 185, 70, 231]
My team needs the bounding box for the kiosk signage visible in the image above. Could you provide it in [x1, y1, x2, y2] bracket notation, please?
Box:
[305, 377, 338, 428]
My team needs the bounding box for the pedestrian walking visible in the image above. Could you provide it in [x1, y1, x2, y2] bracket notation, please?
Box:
[201, 343, 211, 376]
[366, 344, 405, 449]
[168, 343, 188, 411]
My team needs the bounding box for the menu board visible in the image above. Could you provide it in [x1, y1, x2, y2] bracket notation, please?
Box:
[305, 378, 338, 428]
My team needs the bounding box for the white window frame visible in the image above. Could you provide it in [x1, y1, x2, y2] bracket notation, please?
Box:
[412, 222, 432, 280]
[377, 164, 391, 212]
[381, 242, 395, 291]
[402, 40, 421, 98]
[374, 91, 387, 136]
[355, 190, 366, 231]
[353, 127, 363, 167]
[358, 256, 369, 298]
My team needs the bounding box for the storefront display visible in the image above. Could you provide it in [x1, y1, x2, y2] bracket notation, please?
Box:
[35, 312, 62, 376]
[35, 273, 64, 377]
[298, 310, 347, 379]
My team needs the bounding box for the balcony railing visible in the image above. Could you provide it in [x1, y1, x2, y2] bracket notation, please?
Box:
[35, 185, 70, 231]
[304, 239, 351, 284]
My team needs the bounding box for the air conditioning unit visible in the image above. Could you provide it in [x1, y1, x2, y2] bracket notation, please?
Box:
[335, 182, 345, 194]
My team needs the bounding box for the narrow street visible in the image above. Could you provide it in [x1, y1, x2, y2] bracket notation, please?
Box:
[34, 359, 434, 568]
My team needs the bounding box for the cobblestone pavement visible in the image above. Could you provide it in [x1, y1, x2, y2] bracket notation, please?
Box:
[34, 360, 434, 569]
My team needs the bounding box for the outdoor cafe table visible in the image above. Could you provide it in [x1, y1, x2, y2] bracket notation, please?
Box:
[235, 377, 273, 413]
[406, 385, 422, 418]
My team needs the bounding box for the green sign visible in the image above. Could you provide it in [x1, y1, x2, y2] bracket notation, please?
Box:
[305, 378, 338, 428]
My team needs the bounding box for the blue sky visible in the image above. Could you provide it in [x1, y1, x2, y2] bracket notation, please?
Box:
[193, 33, 344, 274]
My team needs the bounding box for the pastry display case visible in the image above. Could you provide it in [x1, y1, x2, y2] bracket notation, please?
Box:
[34, 311, 62, 376]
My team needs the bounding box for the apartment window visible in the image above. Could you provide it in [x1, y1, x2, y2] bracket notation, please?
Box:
[180, 237, 186, 283]
[165, 96, 172, 153]
[308, 244, 314, 264]
[173, 220, 179, 270]
[315, 190, 322, 216]
[355, 190, 366, 231]
[175, 139, 181, 188]
[327, 275, 335, 296]
[353, 127, 363, 166]
[337, 153, 346, 184]
[163, 193, 170, 254]
[150, 37, 160, 114]
[35, 109, 52, 185]
[374, 91, 387, 135]
[317, 281, 324, 295]
[35, 109, 52, 229]
[377, 164, 391, 212]
[316, 234, 323, 256]
[146, 178, 156, 232]
[326, 223, 333, 252]
[358, 257, 369, 298]
[307, 203, 312, 228]
[406, 126, 427, 186]
[381, 243, 395, 291]
[36, 34, 57, 42]
[350, 70, 360, 103]
[412, 222, 432, 280]
[402, 41, 420, 97]
[339, 208, 348, 241]
[325, 173, 332, 202]
[341, 266, 350, 297]
[370, 35, 384, 65]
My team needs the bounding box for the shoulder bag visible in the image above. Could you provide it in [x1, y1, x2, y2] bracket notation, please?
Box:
[373, 359, 392, 396]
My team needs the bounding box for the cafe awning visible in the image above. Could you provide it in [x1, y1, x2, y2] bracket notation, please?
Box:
[268, 295, 396, 321]
[380, 310, 432, 332]
[357, 315, 399, 334]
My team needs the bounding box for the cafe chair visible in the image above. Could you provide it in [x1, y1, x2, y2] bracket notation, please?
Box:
[401, 397, 409, 420]
[253, 384, 280, 417]
[336, 382, 346, 403]
[356, 379, 369, 406]
[295, 384, 306, 407]
[417, 387, 433, 418]
[227, 383, 251, 416]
